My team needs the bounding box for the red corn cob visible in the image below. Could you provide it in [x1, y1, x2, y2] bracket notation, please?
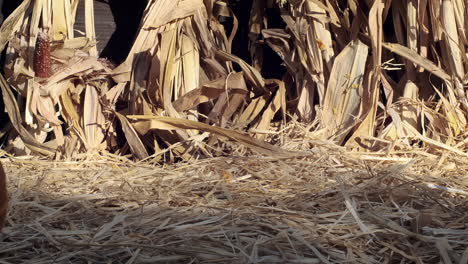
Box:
[33, 32, 51, 78]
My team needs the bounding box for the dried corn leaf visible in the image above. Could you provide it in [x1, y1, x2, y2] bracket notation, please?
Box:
[253, 79, 286, 140]
[402, 122, 467, 157]
[115, 112, 149, 159]
[160, 27, 182, 119]
[346, 0, 384, 150]
[400, 81, 419, 134]
[322, 40, 368, 144]
[172, 72, 247, 112]
[40, 0, 52, 30]
[128, 115, 296, 158]
[404, 0, 418, 78]
[113, 0, 205, 82]
[83, 85, 106, 151]
[214, 49, 265, 94]
[248, 0, 265, 70]
[306, 0, 334, 71]
[148, 0, 204, 29]
[236, 96, 267, 128]
[84, 0, 97, 56]
[0, 73, 55, 156]
[181, 34, 200, 95]
[433, 87, 465, 135]
[0, 0, 30, 51]
[60, 90, 86, 142]
[382, 42, 450, 81]
[42, 57, 108, 90]
[30, 84, 62, 126]
[51, 0, 68, 40]
[441, 0, 465, 79]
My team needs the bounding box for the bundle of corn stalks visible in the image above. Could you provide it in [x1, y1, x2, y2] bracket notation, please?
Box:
[0, 0, 466, 160]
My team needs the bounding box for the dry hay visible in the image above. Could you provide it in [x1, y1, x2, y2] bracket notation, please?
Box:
[0, 150, 467, 263]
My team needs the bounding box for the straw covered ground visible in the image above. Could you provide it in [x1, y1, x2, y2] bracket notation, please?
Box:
[1, 148, 467, 263]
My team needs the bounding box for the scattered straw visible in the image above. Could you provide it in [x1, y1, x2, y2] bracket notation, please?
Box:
[0, 149, 466, 263]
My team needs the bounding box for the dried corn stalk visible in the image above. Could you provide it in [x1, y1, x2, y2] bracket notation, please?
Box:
[0, 0, 466, 159]
[0, 0, 293, 159]
[264, 0, 467, 155]
[2, 0, 116, 156]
